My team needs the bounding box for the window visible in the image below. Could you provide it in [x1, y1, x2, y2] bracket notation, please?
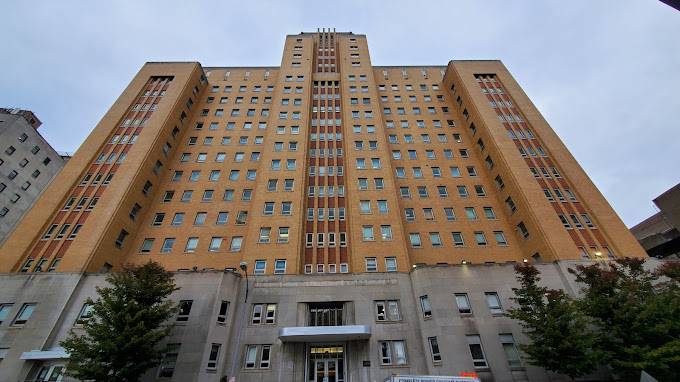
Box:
[428, 337, 442, 362]
[362, 226, 375, 241]
[194, 212, 207, 225]
[465, 207, 478, 220]
[209, 237, 223, 252]
[360, 200, 371, 214]
[420, 295, 432, 318]
[427, 232, 441, 247]
[158, 343, 180, 378]
[274, 259, 286, 274]
[517, 221, 529, 238]
[482, 207, 496, 220]
[494, 231, 508, 245]
[379, 340, 407, 365]
[467, 335, 488, 368]
[280, 201, 292, 215]
[444, 207, 456, 221]
[12, 303, 36, 326]
[0, 304, 14, 325]
[75, 303, 94, 325]
[251, 304, 277, 325]
[474, 231, 488, 246]
[42, 224, 58, 239]
[230, 236, 243, 251]
[244, 344, 271, 369]
[161, 238, 175, 253]
[176, 300, 193, 322]
[276, 227, 290, 243]
[409, 233, 422, 247]
[380, 225, 393, 241]
[185, 237, 199, 252]
[485, 292, 503, 314]
[152, 213, 165, 226]
[375, 300, 401, 321]
[263, 202, 275, 216]
[259, 227, 271, 243]
[365, 257, 377, 272]
[171, 212, 185, 226]
[457, 185, 469, 198]
[203, 343, 221, 370]
[216, 212, 229, 225]
[452, 232, 465, 246]
[455, 293, 472, 314]
[55, 224, 71, 240]
[140, 238, 154, 253]
[500, 334, 522, 367]
[115, 229, 128, 248]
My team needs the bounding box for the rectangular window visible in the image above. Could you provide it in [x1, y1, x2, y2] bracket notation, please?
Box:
[375, 300, 401, 321]
[274, 259, 286, 274]
[176, 300, 193, 322]
[379, 340, 407, 365]
[500, 333, 522, 367]
[0, 304, 14, 325]
[420, 295, 432, 318]
[158, 344, 180, 378]
[161, 238, 175, 253]
[251, 304, 277, 325]
[385, 256, 397, 272]
[11, 303, 36, 326]
[429, 232, 442, 247]
[206, 343, 221, 370]
[244, 344, 271, 369]
[455, 293, 472, 314]
[428, 337, 442, 362]
[485, 292, 503, 314]
[466, 335, 488, 368]
[494, 231, 508, 245]
[474, 231, 488, 246]
[365, 257, 377, 272]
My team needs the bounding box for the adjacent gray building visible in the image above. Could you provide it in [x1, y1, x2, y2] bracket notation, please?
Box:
[631, 182, 680, 259]
[0, 259, 646, 382]
[0, 108, 66, 245]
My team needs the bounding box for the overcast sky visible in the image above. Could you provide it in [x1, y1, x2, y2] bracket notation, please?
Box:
[1, 0, 678, 227]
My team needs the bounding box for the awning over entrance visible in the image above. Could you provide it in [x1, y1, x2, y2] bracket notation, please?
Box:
[20, 347, 69, 360]
[279, 325, 371, 342]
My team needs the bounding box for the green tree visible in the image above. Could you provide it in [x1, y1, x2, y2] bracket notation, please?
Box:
[570, 258, 680, 381]
[61, 261, 179, 382]
[507, 264, 603, 380]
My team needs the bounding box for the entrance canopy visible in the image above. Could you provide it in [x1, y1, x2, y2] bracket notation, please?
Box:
[20, 347, 69, 360]
[279, 325, 371, 342]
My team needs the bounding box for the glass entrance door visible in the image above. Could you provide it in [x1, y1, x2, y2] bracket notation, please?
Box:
[314, 359, 338, 382]
[308, 345, 344, 382]
[35, 365, 65, 381]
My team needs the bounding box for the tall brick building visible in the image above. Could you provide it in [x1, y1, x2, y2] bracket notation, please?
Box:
[0, 30, 646, 382]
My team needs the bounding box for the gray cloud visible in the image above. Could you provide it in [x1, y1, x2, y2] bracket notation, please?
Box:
[1, 0, 678, 227]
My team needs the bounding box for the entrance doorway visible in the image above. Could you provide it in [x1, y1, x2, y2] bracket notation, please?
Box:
[307, 345, 345, 382]
[35, 364, 65, 381]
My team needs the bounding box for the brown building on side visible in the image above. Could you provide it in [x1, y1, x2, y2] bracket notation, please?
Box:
[0, 30, 646, 382]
